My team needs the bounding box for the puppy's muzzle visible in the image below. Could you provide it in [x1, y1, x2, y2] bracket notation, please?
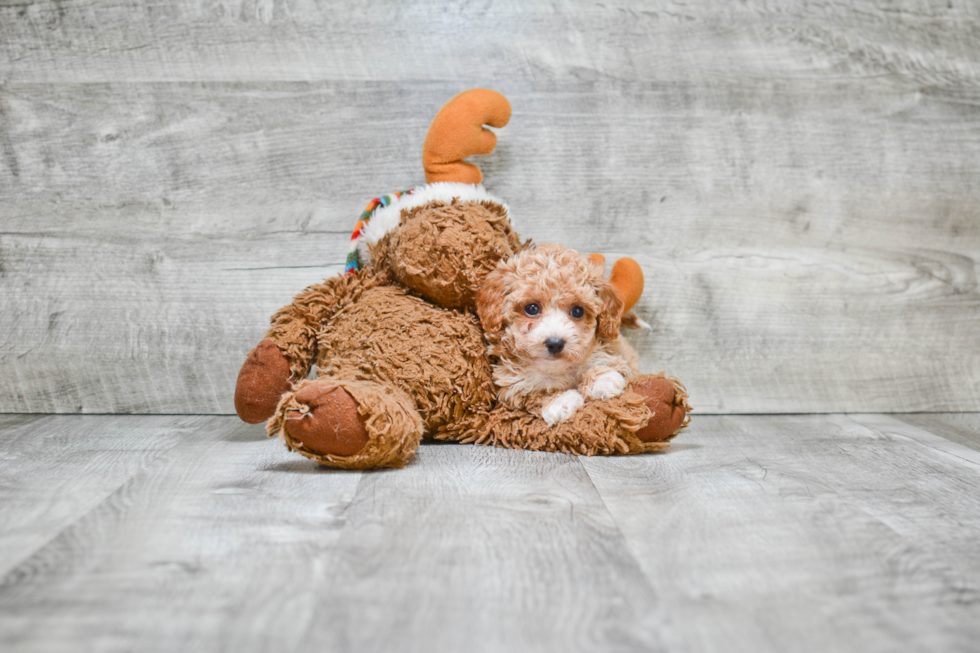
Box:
[545, 338, 565, 355]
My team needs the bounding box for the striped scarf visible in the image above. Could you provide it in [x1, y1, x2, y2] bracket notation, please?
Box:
[344, 190, 414, 274]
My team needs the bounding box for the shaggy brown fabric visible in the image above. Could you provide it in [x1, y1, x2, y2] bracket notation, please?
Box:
[255, 200, 519, 468]
[256, 202, 510, 469]
[382, 199, 527, 309]
[316, 285, 497, 436]
[234, 339, 294, 424]
[270, 377, 424, 470]
[460, 375, 675, 456]
[265, 267, 391, 379]
[633, 374, 692, 442]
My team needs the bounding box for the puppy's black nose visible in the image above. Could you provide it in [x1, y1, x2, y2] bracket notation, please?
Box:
[545, 338, 565, 355]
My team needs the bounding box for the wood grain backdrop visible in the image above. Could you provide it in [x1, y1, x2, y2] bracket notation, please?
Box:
[1, 0, 978, 414]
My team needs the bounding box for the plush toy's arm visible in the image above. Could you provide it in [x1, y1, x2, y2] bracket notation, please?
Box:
[263, 283, 330, 380]
[235, 272, 379, 424]
[460, 374, 690, 455]
[234, 339, 294, 424]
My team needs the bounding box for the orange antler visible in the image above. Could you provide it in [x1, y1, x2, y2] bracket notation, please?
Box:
[591, 254, 644, 311]
[423, 89, 512, 185]
[610, 257, 644, 311]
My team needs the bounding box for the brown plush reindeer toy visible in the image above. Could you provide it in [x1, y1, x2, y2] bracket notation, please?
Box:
[234, 89, 690, 469]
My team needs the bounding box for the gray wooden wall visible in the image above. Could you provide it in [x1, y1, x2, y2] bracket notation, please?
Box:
[1, 0, 978, 415]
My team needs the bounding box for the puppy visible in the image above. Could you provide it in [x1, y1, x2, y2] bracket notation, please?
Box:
[476, 244, 640, 425]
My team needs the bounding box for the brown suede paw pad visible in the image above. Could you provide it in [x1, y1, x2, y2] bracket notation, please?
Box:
[235, 339, 294, 424]
[283, 384, 369, 457]
[631, 377, 689, 443]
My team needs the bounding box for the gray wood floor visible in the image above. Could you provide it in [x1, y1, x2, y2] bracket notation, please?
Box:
[1, 413, 978, 653]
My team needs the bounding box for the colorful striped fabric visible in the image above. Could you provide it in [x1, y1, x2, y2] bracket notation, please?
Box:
[344, 189, 414, 274]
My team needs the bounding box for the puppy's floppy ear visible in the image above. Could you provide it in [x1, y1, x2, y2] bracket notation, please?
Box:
[476, 267, 508, 343]
[596, 280, 626, 341]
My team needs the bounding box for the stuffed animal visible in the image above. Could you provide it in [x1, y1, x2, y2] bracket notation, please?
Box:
[234, 89, 690, 469]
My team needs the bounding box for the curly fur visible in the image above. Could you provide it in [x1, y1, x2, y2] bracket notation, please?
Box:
[476, 244, 637, 425]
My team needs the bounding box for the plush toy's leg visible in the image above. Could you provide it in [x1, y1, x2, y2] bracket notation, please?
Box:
[267, 378, 424, 470]
[463, 373, 690, 456]
[236, 270, 388, 425]
[630, 373, 691, 443]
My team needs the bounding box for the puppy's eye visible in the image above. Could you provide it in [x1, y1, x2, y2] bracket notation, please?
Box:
[570, 306, 585, 319]
[524, 303, 541, 316]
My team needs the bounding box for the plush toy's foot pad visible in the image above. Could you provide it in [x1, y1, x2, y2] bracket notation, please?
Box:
[283, 384, 369, 457]
[631, 376, 690, 442]
[235, 339, 294, 424]
[271, 379, 425, 469]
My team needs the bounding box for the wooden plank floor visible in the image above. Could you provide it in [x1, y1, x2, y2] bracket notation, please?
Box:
[1, 413, 978, 652]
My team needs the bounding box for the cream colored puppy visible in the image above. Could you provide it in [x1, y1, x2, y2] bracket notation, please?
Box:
[477, 244, 639, 425]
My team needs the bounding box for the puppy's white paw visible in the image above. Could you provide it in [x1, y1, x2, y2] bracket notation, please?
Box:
[542, 390, 585, 426]
[587, 371, 627, 400]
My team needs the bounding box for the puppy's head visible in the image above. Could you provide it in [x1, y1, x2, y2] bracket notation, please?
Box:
[477, 244, 625, 368]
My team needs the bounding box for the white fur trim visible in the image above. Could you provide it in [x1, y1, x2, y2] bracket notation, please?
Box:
[357, 182, 511, 265]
